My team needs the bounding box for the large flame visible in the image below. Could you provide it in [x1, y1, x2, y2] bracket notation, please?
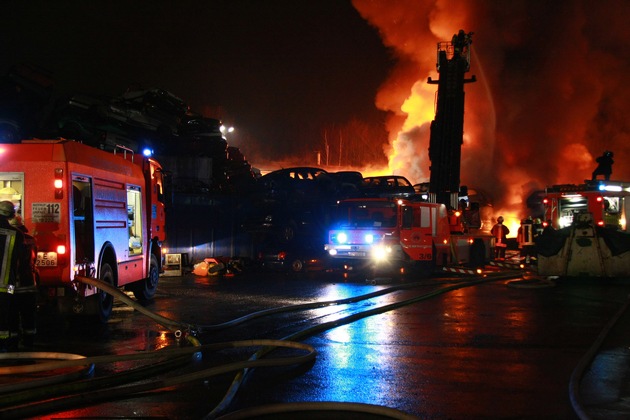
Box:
[353, 0, 630, 232]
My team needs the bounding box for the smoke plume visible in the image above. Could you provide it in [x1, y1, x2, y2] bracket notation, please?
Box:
[353, 0, 630, 218]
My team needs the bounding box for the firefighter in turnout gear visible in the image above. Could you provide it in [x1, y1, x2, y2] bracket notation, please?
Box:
[592, 151, 614, 181]
[533, 218, 544, 237]
[9, 214, 38, 348]
[0, 200, 26, 351]
[491, 216, 510, 260]
[517, 217, 536, 263]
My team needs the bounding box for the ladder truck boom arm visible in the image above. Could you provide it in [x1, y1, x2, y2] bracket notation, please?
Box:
[427, 30, 475, 210]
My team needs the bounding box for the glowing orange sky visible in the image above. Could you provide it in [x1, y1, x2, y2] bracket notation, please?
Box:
[352, 0, 630, 223]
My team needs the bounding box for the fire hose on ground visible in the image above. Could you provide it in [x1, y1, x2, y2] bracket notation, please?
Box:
[76, 274, 201, 344]
[206, 270, 524, 418]
[0, 339, 317, 419]
[569, 293, 630, 420]
[0, 270, 525, 419]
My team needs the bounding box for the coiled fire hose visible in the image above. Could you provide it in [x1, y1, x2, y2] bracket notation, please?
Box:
[0, 340, 316, 419]
[0, 275, 321, 419]
[75, 275, 200, 344]
[1, 270, 523, 419]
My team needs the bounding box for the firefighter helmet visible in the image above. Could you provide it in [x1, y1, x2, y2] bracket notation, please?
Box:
[0, 201, 15, 217]
[497, 216, 504, 223]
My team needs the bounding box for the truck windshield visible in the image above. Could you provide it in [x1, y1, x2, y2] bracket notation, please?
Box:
[555, 194, 625, 230]
[0, 173, 23, 221]
[334, 201, 397, 228]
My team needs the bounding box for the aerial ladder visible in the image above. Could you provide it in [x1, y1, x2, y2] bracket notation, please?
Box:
[324, 31, 494, 270]
[427, 30, 478, 230]
[425, 30, 494, 265]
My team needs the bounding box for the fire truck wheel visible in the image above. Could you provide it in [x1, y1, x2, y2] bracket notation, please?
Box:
[97, 262, 115, 323]
[131, 254, 160, 301]
[290, 259, 304, 272]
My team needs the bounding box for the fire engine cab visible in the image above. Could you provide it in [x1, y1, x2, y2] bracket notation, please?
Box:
[0, 139, 166, 321]
[543, 181, 629, 231]
[325, 197, 492, 272]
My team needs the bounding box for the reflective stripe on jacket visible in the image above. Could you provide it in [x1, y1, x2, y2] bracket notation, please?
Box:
[0, 228, 17, 291]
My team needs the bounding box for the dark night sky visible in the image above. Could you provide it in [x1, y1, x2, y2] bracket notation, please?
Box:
[4, 0, 630, 220]
[1, 0, 393, 163]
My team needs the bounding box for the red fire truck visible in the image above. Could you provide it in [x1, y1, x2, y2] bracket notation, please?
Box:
[542, 181, 629, 232]
[324, 197, 493, 272]
[0, 139, 166, 321]
[324, 32, 498, 274]
[537, 180, 630, 277]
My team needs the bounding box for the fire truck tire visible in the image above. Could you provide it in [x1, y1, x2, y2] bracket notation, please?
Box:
[290, 259, 304, 272]
[96, 262, 115, 323]
[131, 254, 160, 301]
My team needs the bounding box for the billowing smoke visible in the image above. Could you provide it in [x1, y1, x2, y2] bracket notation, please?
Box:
[353, 0, 630, 219]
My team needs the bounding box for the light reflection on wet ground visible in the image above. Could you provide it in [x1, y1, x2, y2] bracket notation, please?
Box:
[12, 271, 630, 419]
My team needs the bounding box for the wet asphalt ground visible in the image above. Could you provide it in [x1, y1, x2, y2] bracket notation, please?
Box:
[4, 263, 630, 419]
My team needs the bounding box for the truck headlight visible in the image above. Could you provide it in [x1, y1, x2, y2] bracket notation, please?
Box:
[372, 244, 392, 262]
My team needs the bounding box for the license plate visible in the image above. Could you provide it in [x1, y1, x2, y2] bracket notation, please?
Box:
[348, 251, 366, 257]
[36, 252, 58, 267]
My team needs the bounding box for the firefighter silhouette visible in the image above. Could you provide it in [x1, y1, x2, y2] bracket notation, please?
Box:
[9, 215, 37, 348]
[451, 30, 473, 56]
[491, 216, 510, 260]
[517, 217, 536, 263]
[0, 201, 27, 351]
[592, 151, 614, 181]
